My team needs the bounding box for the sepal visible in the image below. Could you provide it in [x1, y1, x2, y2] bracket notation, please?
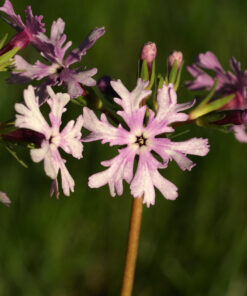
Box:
[0, 46, 19, 71]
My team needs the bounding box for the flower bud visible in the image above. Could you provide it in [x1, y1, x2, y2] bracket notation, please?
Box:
[97, 75, 118, 97]
[220, 92, 245, 110]
[168, 51, 183, 71]
[140, 42, 157, 73]
[212, 110, 247, 125]
[2, 128, 45, 146]
[0, 30, 31, 56]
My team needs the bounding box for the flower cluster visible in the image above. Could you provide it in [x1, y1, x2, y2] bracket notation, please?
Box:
[6, 0, 247, 208]
[0, 0, 105, 103]
[0, 0, 211, 206]
[186, 51, 247, 142]
[10, 22, 105, 103]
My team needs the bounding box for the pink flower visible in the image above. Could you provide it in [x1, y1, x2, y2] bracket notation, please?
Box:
[186, 51, 247, 143]
[15, 85, 83, 197]
[82, 79, 209, 207]
[10, 18, 105, 103]
[0, 0, 46, 54]
[0, 192, 11, 207]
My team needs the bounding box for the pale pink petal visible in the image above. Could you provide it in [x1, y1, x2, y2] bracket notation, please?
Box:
[118, 106, 147, 131]
[50, 179, 59, 199]
[60, 115, 83, 158]
[111, 78, 151, 125]
[59, 161, 75, 196]
[146, 109, 174, 135]
[38, 18, 72, 64]
[131, 152, 178, 206]
[130, 154, 156, 207]
[46, 86, 70, 130]
[12, 55, 56, 81]
[151, 170, 178, 201]
[0, 191, 11, 207]
[153, 138, 209, 170]
[31, 142, 59, 179]
[156, 84, 189, 125]
[166, 138, 210, 156]
[232, 125, 247, 143]
[89, 148, 135, 197]
[82, 107, 130, 146]
[165, 152, 195, 171]
[15, 85, 50, 137]
[30, 141, 49, 163]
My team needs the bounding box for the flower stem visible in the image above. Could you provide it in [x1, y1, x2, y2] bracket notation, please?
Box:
[121, 196, 143, 296]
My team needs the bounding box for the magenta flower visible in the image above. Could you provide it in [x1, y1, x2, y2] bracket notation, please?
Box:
[10, 17, 105, 103]
[0, 0, 45, 54]
[15, 85, 83, 197]
[186, 51, 247, 109]
[82, 79, 209, 207]
[186, 51, 247, 143]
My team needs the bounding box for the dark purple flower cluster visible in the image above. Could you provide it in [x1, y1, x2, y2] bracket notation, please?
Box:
[0, 0, 105, 103]
[186, 51, 247, 142]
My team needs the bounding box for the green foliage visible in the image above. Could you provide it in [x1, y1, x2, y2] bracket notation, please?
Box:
[0, 47, 20, 72]
[189, 79, 235, 120]
[0, 34, 8, 49]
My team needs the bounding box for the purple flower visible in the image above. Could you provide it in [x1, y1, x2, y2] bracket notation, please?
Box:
[15, 85, 84, 197]
[82, 79, 209, 207]
[186, 51, 247, 109]
[186, 51, 247, 142]
[10, 18, 105, 103]
[0, 0, 45, 54]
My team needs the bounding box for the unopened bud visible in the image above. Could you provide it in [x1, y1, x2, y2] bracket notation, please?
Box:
[140, 42, 157, 72]
[220, 92, 245, 110]
[2, 128, 45, 146]
[97, 75, 118, 97]
[168, 51, 183, 71]
[212, 110, 247, 125]
[0, 30, 31, 56]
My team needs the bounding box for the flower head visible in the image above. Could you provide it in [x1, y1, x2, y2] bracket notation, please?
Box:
[10, 18, 105, 103]
[186, 51, 247, 142]
[0, 0, 46, 54]
[186, 51, 247, 108]
[15, 85, 84, 197]
[82, 79, 209, 207]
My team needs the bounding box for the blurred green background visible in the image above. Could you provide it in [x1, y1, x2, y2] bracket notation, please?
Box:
[1, 0, 247, 295]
